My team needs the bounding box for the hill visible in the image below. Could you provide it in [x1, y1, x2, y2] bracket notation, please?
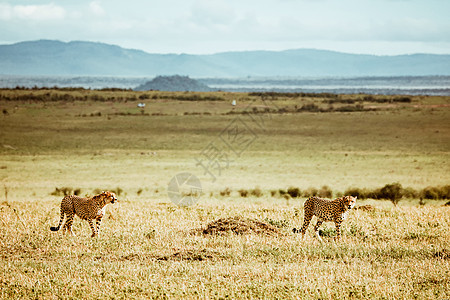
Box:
[1, 40, 450, 77]
[134, 75, 212, 92]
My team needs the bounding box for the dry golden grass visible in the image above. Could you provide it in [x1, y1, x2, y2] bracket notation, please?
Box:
[0, 89, 449, 298]
[1, 198, 449, 299]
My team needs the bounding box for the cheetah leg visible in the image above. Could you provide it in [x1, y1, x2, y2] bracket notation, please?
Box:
[88, 220, 97, 237]
[64, 213, 75, 236]
[334, 221, 342, 241]
[97, 216, 103, 232]
[314, 219, 324, 242]
[299, 214, 313, 238]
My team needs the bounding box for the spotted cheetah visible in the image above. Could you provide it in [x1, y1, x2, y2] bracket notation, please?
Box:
[293, 195, 357, 241]
[50, 191, 117, 237]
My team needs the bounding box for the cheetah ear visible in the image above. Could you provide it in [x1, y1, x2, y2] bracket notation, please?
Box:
[355, 196, 357, 200]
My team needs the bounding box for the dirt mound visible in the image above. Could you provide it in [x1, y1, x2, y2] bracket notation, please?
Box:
[195, 216, 280, 236]
[354, 204, 376, 211]
[156, 249, 223, 261]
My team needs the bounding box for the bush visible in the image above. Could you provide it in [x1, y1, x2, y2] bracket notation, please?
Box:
[402, 187, 419, 199]
[318, 185, 333, 198]
[420, 187, 439, 200]
[344, 187, 367, 199]
[378, 183, 403, 206]
[287, 187, 301, 198]
[335, 104, 365, 112]
[250, 187, 263, 197]
[298, 103, 320, 112]
[264, 218, 289, 228]
[420, 186, 450, 200]
[238, 189, 249, 197]
[111, 187, 123, 196]
[220, 187, 232, 197]
[303, 187, 318, 198]
[50, 187, 80, 196]
[441, 185, 450, 199]
[393, 96, 411, 103]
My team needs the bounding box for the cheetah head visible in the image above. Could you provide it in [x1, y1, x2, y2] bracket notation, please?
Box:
[101, 191, 117, 204]
[344, 195, 357, 210]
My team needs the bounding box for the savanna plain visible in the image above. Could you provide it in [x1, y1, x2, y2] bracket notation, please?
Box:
[0, 89, 449, 299]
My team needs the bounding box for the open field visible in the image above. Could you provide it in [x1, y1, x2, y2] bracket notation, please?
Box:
[0, 89, 449, 298]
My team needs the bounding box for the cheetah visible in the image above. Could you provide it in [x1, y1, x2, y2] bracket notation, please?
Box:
[293, 195, 357, 241]
[50, 191, 117, 237]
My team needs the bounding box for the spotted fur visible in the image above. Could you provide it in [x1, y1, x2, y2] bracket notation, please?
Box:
[293, 195, 357, 241]
[50, 191, 117, 237]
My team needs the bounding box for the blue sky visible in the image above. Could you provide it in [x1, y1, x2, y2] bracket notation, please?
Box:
[0, 0, 449, 55]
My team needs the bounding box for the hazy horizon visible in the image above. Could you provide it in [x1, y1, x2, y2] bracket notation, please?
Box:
[3, 38, 450, 57]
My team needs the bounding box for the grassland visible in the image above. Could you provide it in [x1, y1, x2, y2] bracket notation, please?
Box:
[0, 89, 449, 299]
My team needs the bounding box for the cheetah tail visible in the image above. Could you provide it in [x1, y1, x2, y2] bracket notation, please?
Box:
[50, 209, 64, 231]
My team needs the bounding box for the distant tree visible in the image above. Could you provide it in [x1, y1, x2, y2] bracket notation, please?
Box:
[379, 183, 403, 206]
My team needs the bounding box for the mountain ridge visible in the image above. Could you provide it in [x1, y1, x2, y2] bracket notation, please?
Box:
[1, 40, 449, 77]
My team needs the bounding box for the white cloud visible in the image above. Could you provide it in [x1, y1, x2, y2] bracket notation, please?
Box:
[89, 1, 105, 16]
[0, 3, 66, 21]
[0, 0, 449, 55]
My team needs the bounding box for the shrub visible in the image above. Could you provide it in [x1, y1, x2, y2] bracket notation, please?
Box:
[287, 187, 301, 198]
[378, 183, 403, 206]
[363, 95, 375, 102]
[303, 187, 318, 198]
[420, 186, 443, 200]
[50, 187, 79, 196]
[318, 227, 336, 237]
[250, 187, 263, 197]
[318, 185, 333, 198]
[220, 187, 232, 197]
[238, 189, 249, 197]
[394, 96, 411, 103]
[279, 189, 287, 196]
[264, 218, 289, 228]
[298, 103, 320, 112]
[402, 187, 419, 199]
[111, 187, 123, 196]
[344, 187, 377, 199]
[441, 185, 450, 199]
[335, 104, 365, 112]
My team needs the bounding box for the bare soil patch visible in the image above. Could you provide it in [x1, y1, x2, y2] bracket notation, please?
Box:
[193, 216, 281, 236]
[155, 249, 224, 261]
[354, 204, 376, 211]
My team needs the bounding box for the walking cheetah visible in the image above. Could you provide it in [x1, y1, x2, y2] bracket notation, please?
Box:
[50, 191, 117, 237]
[293, 195, 357, 241]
